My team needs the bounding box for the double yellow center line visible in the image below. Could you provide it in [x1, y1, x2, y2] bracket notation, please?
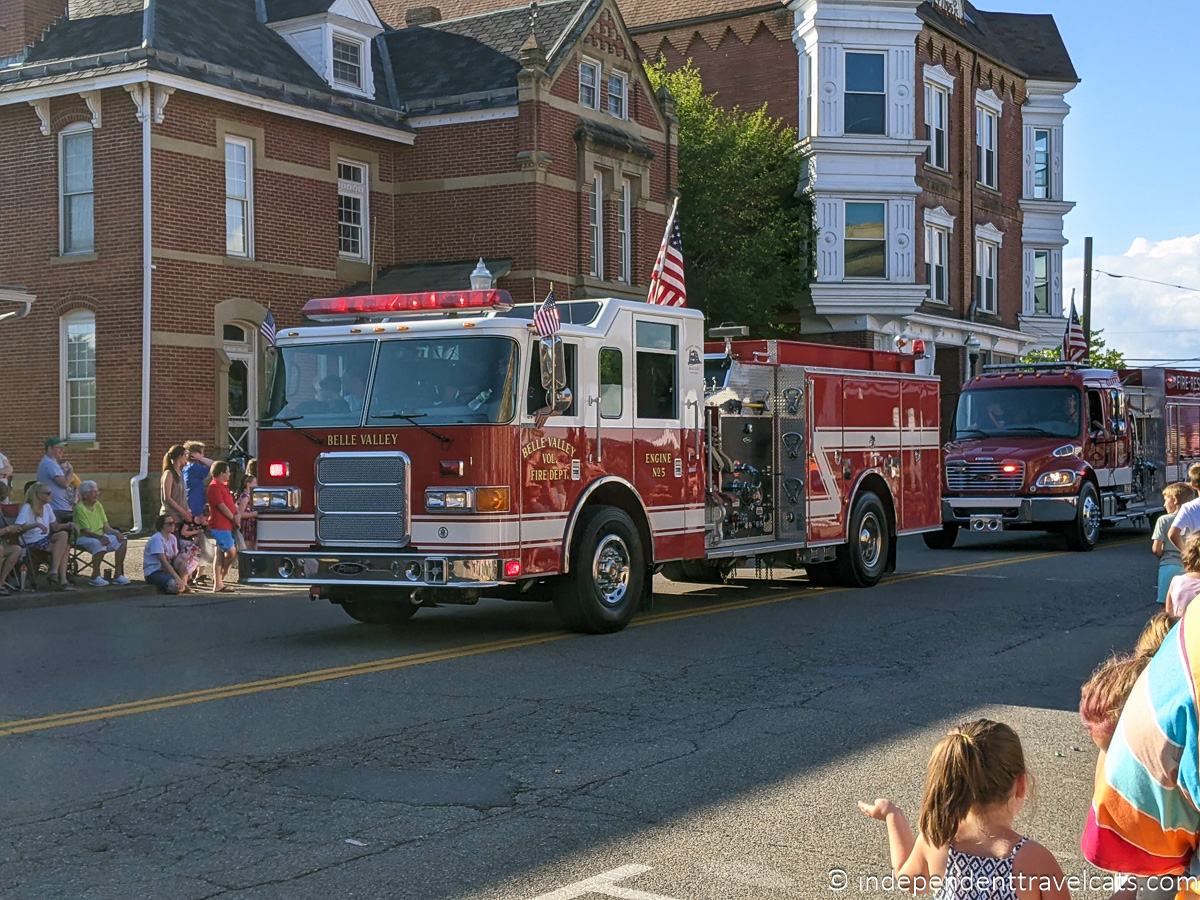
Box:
[0, 540, 1133, 737]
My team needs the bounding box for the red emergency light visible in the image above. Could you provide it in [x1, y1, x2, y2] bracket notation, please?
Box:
[302, 290, 513, 321]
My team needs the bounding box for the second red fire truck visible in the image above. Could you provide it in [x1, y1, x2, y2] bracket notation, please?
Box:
[242, 290, 942, 632]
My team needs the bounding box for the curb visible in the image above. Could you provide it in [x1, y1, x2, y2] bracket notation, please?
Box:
[0, 583, 158, 613]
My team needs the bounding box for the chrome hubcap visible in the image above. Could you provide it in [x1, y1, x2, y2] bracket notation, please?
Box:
[1082, 494, 1100, 542]
[593, 534, 631, 606]
[858, 511, 883, 569]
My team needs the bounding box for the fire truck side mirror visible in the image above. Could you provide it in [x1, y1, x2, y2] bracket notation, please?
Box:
[539, 336, 566, 390]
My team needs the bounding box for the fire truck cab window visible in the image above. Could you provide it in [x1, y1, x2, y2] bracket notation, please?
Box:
[366, 337, 519, 425]
[526, 342, 577, 417]
[1087, 390, 1106, 434]
[635, 321, 677, 420]
[262, 341, 374, 428]
[600, 348, 623, 418]
[954, 386, 1082, 439]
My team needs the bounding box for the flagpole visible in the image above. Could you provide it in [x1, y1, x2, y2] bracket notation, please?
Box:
[1083, 236, 1093, 346]
[647, 196, 678, 304]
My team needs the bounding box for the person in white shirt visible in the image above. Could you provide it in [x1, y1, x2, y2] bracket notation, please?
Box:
[143, 514, 189, 595]
[1168, 464, 1200, 552]
[15, 482, 74, 590]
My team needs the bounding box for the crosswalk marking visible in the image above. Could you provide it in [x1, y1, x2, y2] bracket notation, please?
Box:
[526, 865, 680, 900]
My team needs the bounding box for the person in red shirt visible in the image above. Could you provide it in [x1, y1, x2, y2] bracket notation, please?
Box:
[204, 461, 240, 593]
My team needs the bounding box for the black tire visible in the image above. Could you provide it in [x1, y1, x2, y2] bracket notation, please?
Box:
[554, 506, 646, 634]
[661, 559, 731, 584]
[805, 562, 837, 586]
[334, 589, 419, 625]
[833, 491, 891, 587]
[1064, 482, 1101, 552]
[922, 524, 959, 550]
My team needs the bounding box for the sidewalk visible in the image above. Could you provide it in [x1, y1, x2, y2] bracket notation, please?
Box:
[1, 535, 260, 612]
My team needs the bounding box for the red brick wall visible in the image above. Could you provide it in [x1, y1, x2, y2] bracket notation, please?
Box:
[632, 11, 797, 127]
[914, 28, 1026, 331]
[0, 0, 65, 58]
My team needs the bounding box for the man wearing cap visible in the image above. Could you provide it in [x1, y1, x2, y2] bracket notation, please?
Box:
[37, 438, 77, 524]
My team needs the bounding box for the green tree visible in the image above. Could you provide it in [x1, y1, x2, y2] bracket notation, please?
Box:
[645, 59, 810, 335]
[1022, 324, 1126, 369]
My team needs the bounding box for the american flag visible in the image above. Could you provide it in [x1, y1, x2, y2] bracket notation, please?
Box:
[647, 199, 686, 307]
[260, 310, 277, 347]
[1062, 297, 1087, 362]
[533, 288, 560, 337]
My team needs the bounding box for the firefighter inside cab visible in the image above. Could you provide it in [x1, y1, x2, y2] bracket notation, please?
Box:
[244, 289, 942, 633]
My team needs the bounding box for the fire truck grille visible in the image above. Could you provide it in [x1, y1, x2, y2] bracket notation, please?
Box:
[316, 452, 409, 547]
[946, 462, 1025, 492]
[317, 485, 405, 513]
[317, 513, 407, 545]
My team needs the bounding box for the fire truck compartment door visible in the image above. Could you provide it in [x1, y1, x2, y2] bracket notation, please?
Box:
[901, 379, 942, 532]
[777, 365, 806, 540]
[806, 372, 844, 544]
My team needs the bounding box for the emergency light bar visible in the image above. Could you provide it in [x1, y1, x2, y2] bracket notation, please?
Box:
[302, 289, 513, 322]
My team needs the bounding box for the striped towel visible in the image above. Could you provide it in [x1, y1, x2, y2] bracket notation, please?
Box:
[1082, 609, 1200, 895]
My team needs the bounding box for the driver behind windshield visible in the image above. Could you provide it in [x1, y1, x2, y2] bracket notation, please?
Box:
[434, 357, 493, 411]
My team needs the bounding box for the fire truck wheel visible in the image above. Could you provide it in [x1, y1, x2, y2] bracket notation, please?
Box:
[336, 593, 419, 625]
[834, 491, 891, 587]
[1064, 482, 1101, 552]
[556, 506, 646, 634]
[922, 525, 959, 550]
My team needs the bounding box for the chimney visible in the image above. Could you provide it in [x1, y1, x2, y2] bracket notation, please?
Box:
[0, 0, 66, 59]
[405, 6, 442, 26]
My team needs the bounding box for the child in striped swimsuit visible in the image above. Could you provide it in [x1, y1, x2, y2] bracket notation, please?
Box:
[858, 719, 1070, 899]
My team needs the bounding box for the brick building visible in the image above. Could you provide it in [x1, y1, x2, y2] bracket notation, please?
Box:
[379, 0, 1078, 432]
[0, 0, 675, 524]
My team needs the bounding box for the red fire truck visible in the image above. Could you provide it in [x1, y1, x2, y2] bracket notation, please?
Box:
[242, 290, 942, 632]
[933, 363, 1200, 551]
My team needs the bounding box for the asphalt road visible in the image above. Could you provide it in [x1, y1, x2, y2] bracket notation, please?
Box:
[0, 528, 1157, 899]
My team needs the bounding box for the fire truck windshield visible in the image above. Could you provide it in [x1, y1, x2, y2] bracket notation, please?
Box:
[262, 337, 520, 429]
[954, 386, 1082, 439]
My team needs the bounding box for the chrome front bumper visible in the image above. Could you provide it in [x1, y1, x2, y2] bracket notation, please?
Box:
[241, 551, 502, 588]
[942, 495, 1079, 527]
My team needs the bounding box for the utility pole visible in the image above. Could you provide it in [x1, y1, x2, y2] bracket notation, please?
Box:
[1082, 235, 1093, 345]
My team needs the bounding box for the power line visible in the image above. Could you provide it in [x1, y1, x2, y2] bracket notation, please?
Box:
[1093, 269, 1200, 294]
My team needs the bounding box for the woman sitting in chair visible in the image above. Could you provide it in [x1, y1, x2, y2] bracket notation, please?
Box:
[0, 482, 34, 595]
[16, 482, 74, 590]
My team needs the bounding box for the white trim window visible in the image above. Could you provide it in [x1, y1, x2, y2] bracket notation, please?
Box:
[1032, 128, 1051, 199]
[844, 200, 887, 279]
[924, 83, 949, 170]
[579, 58, 600, 109]
[924, 223, 949, 303]
[337, 159, 369, 259]
[225, 137, 254, 257]
[844, 51, 886, 135]
[588, 173, 604, 278]
[1033, 249, 1051, 315]
[616, 178, 632, 284]
[976, 105, 998, 188]
[606, 70, 628, 119]
[331, 34, 365, 91]
[59, 124, 94, 255]
[975, 238, 999, 313]
[61, 310, 96, 440]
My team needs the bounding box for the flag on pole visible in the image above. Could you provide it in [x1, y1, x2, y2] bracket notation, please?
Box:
[260, 309, 277, 347]
[533, 287, 560, 338]
[647, 198, 686, 307]
[1062, 297, 1087, 362]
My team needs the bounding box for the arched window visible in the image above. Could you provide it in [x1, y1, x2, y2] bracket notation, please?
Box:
[60, 309, 96, 439]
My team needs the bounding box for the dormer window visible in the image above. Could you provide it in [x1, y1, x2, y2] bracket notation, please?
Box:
[332, 34, 364, 90]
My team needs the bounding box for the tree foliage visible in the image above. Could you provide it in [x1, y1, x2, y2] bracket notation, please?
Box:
[645, 59, 810, 335]
[1022, 324, 1127, 369]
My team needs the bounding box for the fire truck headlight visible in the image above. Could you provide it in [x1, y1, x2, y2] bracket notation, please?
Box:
[1035, 470, 1079, 488]
[426, 489, 474, 511]
[475, 487, 510, 513]
[253, 488, 301, 511]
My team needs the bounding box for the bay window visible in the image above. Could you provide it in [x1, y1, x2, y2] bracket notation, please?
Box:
[844, 52, 885, 135]
[845, 201, 887, 279]
[1034, 250, 1050, 315]
[1033, 129, 1051, 199]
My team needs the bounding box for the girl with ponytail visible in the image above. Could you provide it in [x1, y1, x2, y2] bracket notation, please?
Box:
[858, 719, 1070, 899]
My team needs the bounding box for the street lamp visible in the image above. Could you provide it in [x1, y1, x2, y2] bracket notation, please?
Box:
[965, 333, 982, 380]
[469, 258, 494, 291]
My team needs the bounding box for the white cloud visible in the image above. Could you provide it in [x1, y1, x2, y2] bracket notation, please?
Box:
[1065, 233, 1200, 364]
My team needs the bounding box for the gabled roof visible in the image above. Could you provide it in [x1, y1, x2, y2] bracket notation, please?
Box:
[385, 0, 597, 114]
[5, 0, 412, 135]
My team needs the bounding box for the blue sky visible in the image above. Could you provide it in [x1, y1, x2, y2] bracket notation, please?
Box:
[999, 0, 1200, 361]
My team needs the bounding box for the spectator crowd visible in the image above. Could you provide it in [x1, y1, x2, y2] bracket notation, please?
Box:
[0, 438, 256, 596]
